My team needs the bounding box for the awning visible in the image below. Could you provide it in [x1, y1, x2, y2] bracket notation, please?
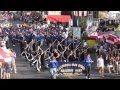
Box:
[47, 15, 71, 22]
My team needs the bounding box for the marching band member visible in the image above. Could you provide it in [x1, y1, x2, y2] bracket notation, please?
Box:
[68, 50, 76, 62]
[56, 41, 64, 52]
[53, 49, 60, 60]
[63, 46, 70, 62]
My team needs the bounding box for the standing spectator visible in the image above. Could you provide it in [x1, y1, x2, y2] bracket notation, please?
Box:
[83, 40, 88, 49]
[107, 56, 114, 74]
[97, 55, 104, 78]
[2, 61, 12, 79]
[83, 54, 93, 79]
[115, 55, 119, 74]
[11, 49, 17, 74]
[118, 56, 120, 74]
[0, 62, 3, 79]
[48, 56, 58, 79]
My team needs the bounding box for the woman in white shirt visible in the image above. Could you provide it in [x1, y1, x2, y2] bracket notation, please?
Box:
[97, 55, 104, 78]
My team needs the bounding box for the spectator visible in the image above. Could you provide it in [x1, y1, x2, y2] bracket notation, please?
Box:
[11, 49, 17, 74]
[97, 55, 104, 78]
[2, 62, 12, 79]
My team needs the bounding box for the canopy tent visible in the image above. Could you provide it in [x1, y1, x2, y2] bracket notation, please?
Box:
[99, 11, 109, 20]
[108, 11, 120, 20]
[46, 15, 71, 23]
[0, 47, 13, 63]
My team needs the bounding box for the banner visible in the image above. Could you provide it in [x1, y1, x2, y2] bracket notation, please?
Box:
[72, 27, 81, 39]
[57, 62, 85, 75]
[0, 23, 12, 28]
[87, 39, 96, 47]
[48, 11, 61, 15]
[73, 16, 78, 27]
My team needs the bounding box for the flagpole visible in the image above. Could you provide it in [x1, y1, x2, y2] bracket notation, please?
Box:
[73, 11, 74, 49]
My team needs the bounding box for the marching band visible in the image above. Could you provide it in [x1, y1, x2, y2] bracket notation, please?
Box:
[17, 34, 87, 72]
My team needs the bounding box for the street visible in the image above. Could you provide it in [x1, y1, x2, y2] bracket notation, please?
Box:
[10, 44, 120, 79]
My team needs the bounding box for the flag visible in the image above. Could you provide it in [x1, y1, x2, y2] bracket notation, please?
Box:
[73, 16, 78, 27]
[72, 11, 88, 27]
[73, 11, 88, 16]
[0, 47, 13, 63]
[106, 34, 117, 44]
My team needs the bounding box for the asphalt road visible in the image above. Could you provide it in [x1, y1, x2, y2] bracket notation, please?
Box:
[11, 55, 120, 79]
[9, 42, 120, 79]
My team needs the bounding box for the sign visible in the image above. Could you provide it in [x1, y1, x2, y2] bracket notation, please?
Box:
[0, 23, 12, 28]
[108, 11, 120, 20]
[57, 62, 85, 75]
[72, 27, 81, 39]
[48, 11, 61, 15]
[87, 39, 96, 47]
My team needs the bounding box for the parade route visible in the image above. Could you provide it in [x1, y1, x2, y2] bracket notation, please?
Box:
[10, 55, 120, 79]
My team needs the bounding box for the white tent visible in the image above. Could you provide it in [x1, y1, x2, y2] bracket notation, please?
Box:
[108, 11, 120, 20]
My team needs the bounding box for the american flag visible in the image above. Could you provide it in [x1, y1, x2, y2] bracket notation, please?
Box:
[73, 11, 88, 16]
[0, 47, 13, 63]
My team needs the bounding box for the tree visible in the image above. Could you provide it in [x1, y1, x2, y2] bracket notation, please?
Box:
[78, 16, 87, 30]
[77, 16, 88, 40]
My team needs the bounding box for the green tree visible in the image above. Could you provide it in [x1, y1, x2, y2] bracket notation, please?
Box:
[78, 16, 88, 40]
[78, 16, 87, 30]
